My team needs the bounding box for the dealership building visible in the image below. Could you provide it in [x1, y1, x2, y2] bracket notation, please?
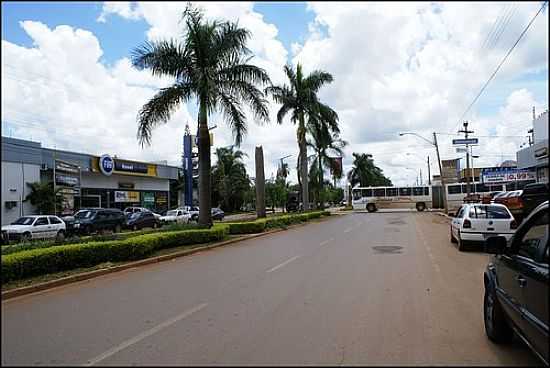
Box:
[516, 110, 549, 184]
[1, 136, 183, 225]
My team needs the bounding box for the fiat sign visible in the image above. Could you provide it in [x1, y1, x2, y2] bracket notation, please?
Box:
[99, 154, 114, 176]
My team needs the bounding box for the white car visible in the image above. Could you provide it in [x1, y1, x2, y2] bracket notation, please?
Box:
[178, 206, 199, 221]
[160, 209, 192, 224]
[450, 203, 517, 251]
[123, 207, 162, 220]
[1, 215, 67, 242]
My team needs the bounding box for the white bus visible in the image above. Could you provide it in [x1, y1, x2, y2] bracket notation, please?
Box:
[352, 185, 432, 212]
[444, 180, 536, 214]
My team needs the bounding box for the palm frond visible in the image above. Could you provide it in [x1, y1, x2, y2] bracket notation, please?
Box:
[304, 70, 334, 93]
[218, 93, 247, 146]
[131, 40, 190, 79]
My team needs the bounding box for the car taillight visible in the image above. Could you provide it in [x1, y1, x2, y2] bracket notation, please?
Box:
[463, 219, 471, 228]
[510, 220, 518, 229]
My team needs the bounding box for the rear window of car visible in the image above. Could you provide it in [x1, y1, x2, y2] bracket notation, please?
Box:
[48, 216, 62, 224]
[486, 206, 511, 219]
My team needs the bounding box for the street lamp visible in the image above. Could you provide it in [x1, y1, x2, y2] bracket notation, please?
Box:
[399, 132, 435, 146]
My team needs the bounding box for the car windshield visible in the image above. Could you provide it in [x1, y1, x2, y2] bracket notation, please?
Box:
[166, 210, 178, 216]
[75, 210, 95, 219]
[128, 212, 140, 219]
[11, 217, 36, 225]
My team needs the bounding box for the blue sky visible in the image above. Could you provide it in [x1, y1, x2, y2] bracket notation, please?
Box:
[1, 1, 313, 66]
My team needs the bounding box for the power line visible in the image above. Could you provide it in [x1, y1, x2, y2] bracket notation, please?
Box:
[454, 1, 548, 133]
[480, 4, 509, 52]
[482, 3, 513, 52]
[486, 3, 517, 51]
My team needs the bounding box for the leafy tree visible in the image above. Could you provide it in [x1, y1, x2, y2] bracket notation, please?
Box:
[211, 146, 251, 212]
[24, 181, 63, 215]
[266, 178, 289, 212]
[307, 122, 347, 209]
[347, 153, 392, 187]
[266, 63, 338, 212]
[132, 5, 271, 226]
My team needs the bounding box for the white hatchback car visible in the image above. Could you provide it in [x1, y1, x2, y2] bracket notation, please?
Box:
[1, 215, 67, 242]
[159, 209, 192, 224]
[450, 203, 517, 251]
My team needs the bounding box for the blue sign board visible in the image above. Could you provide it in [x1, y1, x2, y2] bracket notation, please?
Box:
[452, 138, 478, 145]
[99, 154, 114, 176]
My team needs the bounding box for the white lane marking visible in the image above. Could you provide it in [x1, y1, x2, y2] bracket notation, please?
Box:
[320, 238, 334, 246]
[266, 255, 301, 273]
[344, 227, 353, 233]
[83, 303, 208, 366]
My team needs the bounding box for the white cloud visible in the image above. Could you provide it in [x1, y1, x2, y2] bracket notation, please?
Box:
[294, 1, 548, 186]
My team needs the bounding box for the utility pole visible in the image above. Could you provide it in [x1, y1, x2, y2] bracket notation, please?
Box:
[458, 121, 474, 196]
[420, 168, 423, 185]
[427, 156, 431, 185]
[433, 132, 448, 213]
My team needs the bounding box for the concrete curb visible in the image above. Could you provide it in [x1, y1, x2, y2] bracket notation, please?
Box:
[435, 212, 453, 220]
[1, 216, 333, 301]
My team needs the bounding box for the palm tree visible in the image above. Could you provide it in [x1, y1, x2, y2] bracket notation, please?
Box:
[347, 153, 392, 187]
[307, 122, 347, 209]
[212, 146, 249, 212]
[131, 5, 271, 226]
[266, 63, 338, 211]
[24, 181, 63, 215]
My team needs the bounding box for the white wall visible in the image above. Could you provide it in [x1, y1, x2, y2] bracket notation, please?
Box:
[1, 161, 40, 225]
[81, 172, 169, 191]
[534, 111, 548, 143]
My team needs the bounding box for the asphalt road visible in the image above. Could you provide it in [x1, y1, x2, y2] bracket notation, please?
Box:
[1, 211, 541, 366]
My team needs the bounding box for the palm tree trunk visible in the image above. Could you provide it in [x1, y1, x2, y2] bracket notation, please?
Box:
[318, 151, 324, 210]
[298, 112, 309, 211]
[198, 99, 212, 227]
[255, 146, 266, 218]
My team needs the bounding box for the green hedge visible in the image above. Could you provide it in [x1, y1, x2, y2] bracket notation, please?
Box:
[225, 211, 329, 233]
[226, 220, 267, 234]
[1, 225, 228, 283]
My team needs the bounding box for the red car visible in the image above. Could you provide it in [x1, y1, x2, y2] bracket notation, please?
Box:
[493, 190, 524, 217]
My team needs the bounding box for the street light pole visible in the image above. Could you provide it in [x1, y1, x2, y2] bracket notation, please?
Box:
[427, 156, 431, 185]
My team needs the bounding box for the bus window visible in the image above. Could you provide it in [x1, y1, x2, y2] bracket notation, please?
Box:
[475, 183, 489, 193]
[386, 188, 398, 197]
[373, 188, 385, 197]
[490, 184, 503, 191]
[413, 187, 424, 196]
[462, 184, 474, 193]
[448, 185, 461, 194]
[399, 187, 412, 196]
[352, 190, 362, 200]
[424, 187, 429, 195]
[362, 189, 373, 197]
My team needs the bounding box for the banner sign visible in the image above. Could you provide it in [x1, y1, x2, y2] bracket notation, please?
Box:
[114, 160, 148, 174]
[55, 173, 79, 187]
[481, 168, 536, 183]
[114, 191, 140, 203]
[441, 158, 461, 183]
[143, 192, 155, 203]
[453, 138, 478, 145]
[55, 160, 80, 174]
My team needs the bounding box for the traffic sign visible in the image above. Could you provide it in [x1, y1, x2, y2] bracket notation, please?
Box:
[456, 147, 468, 153]
[452, 138, 478, 145]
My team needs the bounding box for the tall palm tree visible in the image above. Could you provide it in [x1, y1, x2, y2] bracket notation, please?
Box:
[131, 5, 271, 226]
[347, 153, 392, 187]
[266, 63, 338, 211]
[307, 122, 347, 209]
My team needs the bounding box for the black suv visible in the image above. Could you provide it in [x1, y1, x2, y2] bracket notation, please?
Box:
[75, 208, 126, 235]
[521, 183, 549, 218]
[483, 200, 548, 365]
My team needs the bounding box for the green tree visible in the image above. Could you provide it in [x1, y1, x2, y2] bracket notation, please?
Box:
[307, 122, 347, 209]
[24, 181, 63, 215]
[211, 146, 250, 212]
[347, 153, 392, 187]
[132, 5, 271, 226]
[266, 63, 338, 212]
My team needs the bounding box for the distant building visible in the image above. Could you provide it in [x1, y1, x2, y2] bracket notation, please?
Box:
[516, 110, 549, 183]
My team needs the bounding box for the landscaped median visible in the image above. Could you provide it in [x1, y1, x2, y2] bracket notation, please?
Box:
[1, 210, 331, 285]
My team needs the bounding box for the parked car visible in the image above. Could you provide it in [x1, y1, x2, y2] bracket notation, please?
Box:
[482, 201, 548, 365]
[502, 190, 524, 217]
[125, 211, 160, 231]
[481, 191, 504, 204]
[521, 183, 549, 218]
[75, 208, 126, 235]
[1, 215, 67, 243]
[60, 215, 81, 237]
[450, 203, 517, 251]
[178, 206, 199, 221]
[159, 209, 192, 224]
[123, 207, 162, 220]
[211, 207, 225, 221]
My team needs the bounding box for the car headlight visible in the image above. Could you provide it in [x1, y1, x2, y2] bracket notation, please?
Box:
[74, 223, 80, 228]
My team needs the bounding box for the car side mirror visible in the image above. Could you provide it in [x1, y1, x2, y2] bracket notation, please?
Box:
[484, 236, 508, 254]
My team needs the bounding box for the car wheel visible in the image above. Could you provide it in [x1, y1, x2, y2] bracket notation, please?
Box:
[457, 231, 465, 251]
[56, 230, 65, 242]
[450, 227, 457, 243]
[366, 203, 376, 213]
[484, 285, 513, 343]
[416, 202, 426, 212]
[21, 232, 32, 242]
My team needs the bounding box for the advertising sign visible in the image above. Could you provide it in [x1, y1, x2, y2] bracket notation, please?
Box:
[452, 138, 478, 145]
[99, 154, 114, 176]
[143, 192, 155, 203]
[114, 160, 148, 174]
[114, 191, 140, 203]
[441, 158, 461, 183]
[55, 160, 80, 174]
[54, 159, 81, 214]
[481, 168, 536, 183]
